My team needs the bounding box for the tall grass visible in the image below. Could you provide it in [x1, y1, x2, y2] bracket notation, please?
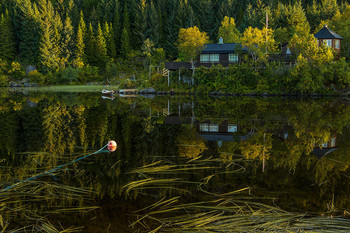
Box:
[124, 155, 350, 232]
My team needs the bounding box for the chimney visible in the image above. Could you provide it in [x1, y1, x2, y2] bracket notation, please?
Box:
[218, 37, 224, 44]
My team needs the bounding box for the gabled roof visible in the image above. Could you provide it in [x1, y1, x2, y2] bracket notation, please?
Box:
[314, 25, 343, 40]
[201, 43, 248, 54]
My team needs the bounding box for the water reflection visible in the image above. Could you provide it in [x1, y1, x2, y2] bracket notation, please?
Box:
[1, 91, 350, 231]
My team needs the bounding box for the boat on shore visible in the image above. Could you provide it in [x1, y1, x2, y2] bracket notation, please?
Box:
[102, 89, 114, 96]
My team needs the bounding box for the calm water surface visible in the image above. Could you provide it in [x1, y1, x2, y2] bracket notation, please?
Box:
[1, 90, 350, 232]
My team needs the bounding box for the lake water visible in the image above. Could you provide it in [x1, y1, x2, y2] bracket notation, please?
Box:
[1, 90, 350, 232]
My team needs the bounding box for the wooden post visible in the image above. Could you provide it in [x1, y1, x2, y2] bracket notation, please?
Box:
[168, 99, 170, 115]
[168, 70, 170, 86]
[149, 65, 151, 79]
[178, 69, 181, 84]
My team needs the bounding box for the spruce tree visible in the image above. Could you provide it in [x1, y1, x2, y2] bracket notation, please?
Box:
[0, 10, 16, 61]
[74, 20, 85, 67]
[61, 14, 74, 66]
[121, 3, 131, 57]
[95, 22, 107, 67]
[104, 22, 116, 58]
[85, 23, 96, 65]
[133, 0, 147, 47]
[113, 0, 121, 53]
[147, 1, 160, 47]
[39, 18, 60, 73]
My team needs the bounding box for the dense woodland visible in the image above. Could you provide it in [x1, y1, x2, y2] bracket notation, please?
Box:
[1, 0, 350, 91]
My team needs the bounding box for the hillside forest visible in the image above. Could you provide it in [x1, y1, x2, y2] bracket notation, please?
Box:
[1, 0, 350, 93]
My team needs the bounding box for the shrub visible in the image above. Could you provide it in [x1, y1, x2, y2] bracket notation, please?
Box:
[78, 65, 100, 83]
[58, 67, 80, 84]
[0, 75, 9, 87]
[7, 62, 25, 80]
[28, 70, 45, 86]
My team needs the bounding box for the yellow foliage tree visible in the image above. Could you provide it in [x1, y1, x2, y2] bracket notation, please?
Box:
[241, 26, 277, 62]
[177, 26, 209, 63]
[218, 16, 241, 43]
[289, 33, 334, 65]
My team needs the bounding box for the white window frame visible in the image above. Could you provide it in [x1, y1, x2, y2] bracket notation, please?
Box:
[210, 54, 219, 63]
[200, 54, 209, 63]
[229, 54, 239, 63]
[228, 124, 237, 132]
[324, 39, 332, 47]
[209, 124, 219, 132]
[335, 39, 340, 49]
[200, 123, 209, 132]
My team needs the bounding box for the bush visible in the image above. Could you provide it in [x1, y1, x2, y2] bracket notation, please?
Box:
[58, 67, 80, 84]
[0, 75, 9, 87]
[28, 70, 45, 85]
[78, 65, 100, 83]
[7, 62, 25, 80]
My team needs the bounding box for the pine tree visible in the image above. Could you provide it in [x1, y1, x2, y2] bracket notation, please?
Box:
[85, 22, 96, 65]
[104, 22, 116, 58]
[95, 22, 107, 67]
[61, 14, 74, 66]
[121, 3, 131, 57]
[147, 1, 160, 47]
[133, 0, 148, 47]
[74, 20, 85, 68]
[39, 17, 60, 73]
[0, 10, 16, 61]
[113, 0, 121, 53]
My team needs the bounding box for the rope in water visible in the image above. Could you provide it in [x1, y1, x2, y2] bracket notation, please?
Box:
[0, 144, 109, 193]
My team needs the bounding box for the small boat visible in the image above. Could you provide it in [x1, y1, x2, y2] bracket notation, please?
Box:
[102, 95, 115, 100]
[102, 89, 114, 96]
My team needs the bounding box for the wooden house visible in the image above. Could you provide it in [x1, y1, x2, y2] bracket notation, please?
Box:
[314, 25, 343, 53]
[197, 37, 248, 67]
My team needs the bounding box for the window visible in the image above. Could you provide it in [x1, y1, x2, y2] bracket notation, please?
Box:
[228, 124, 237, 132]
[330, 138, 336, 147]
[209, 124, 219, 132]
[324, 39, 332, 47]
[200, 123, 219, 132]
[200, 123, 209, 132]
[335, 39, 340, 49]
[229, 54, 239, 63]
[200, 54, 209, 63]
[210, 54, 219, 63]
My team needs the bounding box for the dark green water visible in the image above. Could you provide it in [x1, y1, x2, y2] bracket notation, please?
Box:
[1, 90, 350, 232]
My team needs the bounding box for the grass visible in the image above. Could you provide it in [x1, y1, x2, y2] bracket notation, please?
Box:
[7, 85, 120, 92]
[123, 155, 350, 233]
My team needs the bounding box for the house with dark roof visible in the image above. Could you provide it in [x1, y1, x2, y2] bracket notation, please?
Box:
[314, 25, 343, 54]
[197, 37, 248, 67]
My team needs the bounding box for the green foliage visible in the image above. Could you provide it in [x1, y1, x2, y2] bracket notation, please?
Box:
[27, 70, 45, 85]
[0, 74, 9, 86]
[78, 65, 100, 83]
[218, 16, 241, 43]
[57, 66, 80, 84]
[0, 10, 16, 61]
[7, 62, 25, 80]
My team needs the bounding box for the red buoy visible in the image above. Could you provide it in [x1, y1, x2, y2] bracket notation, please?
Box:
[107, 140, 117, 152]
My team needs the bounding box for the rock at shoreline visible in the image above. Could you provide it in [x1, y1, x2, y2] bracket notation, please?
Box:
[140, 87, 156, 94]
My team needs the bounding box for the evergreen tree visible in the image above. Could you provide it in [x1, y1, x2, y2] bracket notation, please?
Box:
[39, 17, 60, 73]
[95, 22, 107, 67]
[74, 20, 85, 67]
[147, 0, 160, 47]
[0, 10, 16, 61]
[121, 3, 131, 57]
[85, 22, 96, 65]
[61, 14, 74, 66]
[104, 22, 116, 58]
[113, 0, 121, 53]
[133, 0, 147, 47]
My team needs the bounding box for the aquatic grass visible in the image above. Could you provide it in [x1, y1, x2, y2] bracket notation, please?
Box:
[125, 155, 350, 232]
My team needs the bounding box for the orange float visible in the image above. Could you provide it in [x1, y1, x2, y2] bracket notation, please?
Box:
[107, 140, 117, 152]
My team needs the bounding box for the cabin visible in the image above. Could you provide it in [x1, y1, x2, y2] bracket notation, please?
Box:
[314, 25, 343, 54]
[197, 37, 248, 67]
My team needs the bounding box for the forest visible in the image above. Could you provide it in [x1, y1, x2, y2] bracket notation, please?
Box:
[1, 0, 350, 91]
